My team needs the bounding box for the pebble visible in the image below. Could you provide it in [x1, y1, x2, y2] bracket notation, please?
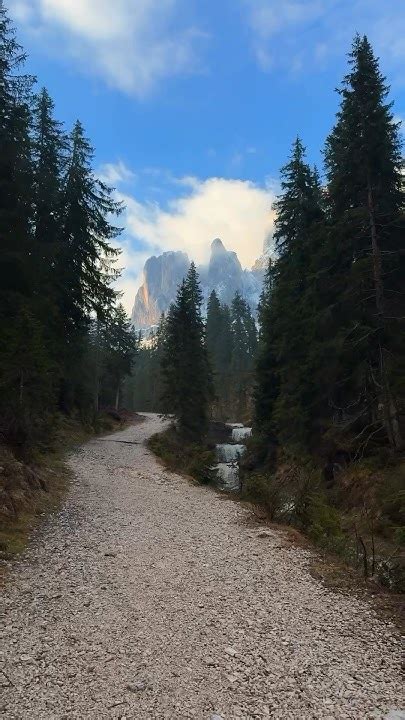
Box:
[126, 681, 147, 692]
[0, 414, 403, 719]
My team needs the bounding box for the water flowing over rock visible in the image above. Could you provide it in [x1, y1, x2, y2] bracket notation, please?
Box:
[214, 425, 251, 492]
[216, 444, 246, 463]
[215, 462, 240, 492]
[231, 427, 252, 442]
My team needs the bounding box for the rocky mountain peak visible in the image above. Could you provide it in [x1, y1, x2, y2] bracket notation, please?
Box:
[210, 237, 226, 254]
[131, 238, 271, 330]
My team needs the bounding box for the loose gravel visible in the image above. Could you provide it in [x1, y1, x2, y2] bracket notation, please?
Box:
[1, 414, 404, 719]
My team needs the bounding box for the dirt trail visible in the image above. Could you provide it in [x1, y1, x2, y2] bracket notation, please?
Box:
[1, 414, 403, 719]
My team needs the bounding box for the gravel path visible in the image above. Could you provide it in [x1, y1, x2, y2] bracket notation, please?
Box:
[1, 414, 404, 719]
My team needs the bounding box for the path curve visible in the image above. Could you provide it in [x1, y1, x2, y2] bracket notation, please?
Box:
[1, 414, 403, 719]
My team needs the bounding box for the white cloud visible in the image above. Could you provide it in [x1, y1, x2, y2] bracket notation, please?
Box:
[114, 175, 276, 313]
[243, 0, 323, 72]
[9, 0, 205, 96]
[9, 1, 34, 23]
[242, 0, 405, 79]
[98, 161, 136, 186]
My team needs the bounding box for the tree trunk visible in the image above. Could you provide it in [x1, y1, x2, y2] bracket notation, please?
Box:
[19, 370, 24, 406]
[367, 178, 403, 450]
[115, 382, 120, 411]
[94, 318, 101, 415]
[94, 377, 100, 415]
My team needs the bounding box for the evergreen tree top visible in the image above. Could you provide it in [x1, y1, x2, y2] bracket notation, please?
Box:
[184, 261, 204, 310]
[273, 137, 323, 257]
[325, 33, 403, 216]
[0, 3, 26, 73]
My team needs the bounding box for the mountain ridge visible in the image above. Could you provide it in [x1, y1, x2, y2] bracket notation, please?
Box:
[131, 238, 271, 329]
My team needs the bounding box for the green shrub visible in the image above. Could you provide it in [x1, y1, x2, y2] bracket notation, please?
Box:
[148, 427, 216, 485]
[306, 493, 344, 545]
[242, 472, 285, 519]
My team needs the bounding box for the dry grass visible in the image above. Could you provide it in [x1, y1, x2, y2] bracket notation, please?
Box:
[0, 448, 70, 565]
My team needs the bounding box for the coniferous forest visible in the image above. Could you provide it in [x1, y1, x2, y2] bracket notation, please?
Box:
[0, 6, 138, 457]
[1, 3, 404, 588]
[144, 35, 405, 588]
[134, 35, 405, 457]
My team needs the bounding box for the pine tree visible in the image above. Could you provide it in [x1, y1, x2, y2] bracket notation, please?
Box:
[228, 292, 257, 419]
[57, 121, 123, 411]
[206, 290, 233, 418]
[254, 260, 279, 438]
[206, 290, 223, 365]
[0, 5, 46, 446]
[124, 316, 167, 413]
[103, 304, 138, 410]
[0, 3, 34, 307]
[324, 35, 405, 449]
[32, 88, 67, 292]
[255, 139, 324, 447]
[59, 121, 122, 336]
[30, 87, 69, 387]
[0, 7, 138, 449]
[230, 292, 257, 374]
[161, 263, 212, 438]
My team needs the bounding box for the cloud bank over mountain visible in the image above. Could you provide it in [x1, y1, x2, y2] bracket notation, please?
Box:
[102, 166, 276, 314]
[131, 237, 271, 330]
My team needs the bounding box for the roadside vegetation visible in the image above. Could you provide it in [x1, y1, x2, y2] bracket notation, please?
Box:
[241, 438, 405, 592]
[148, 425, 217, 486]
[0, 5, 139, 557]
[0, 410, 137, 560]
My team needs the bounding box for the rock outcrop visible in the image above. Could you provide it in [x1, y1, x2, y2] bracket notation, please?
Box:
[131, 238, 272, 330]
[131, 251, 190, 329]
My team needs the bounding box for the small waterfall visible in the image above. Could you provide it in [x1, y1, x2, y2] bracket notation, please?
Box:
[214, 425, 251, 492]
[215, 463, 240, 492]
[231, 427, 252, 442]
[216, 444, 246, 463]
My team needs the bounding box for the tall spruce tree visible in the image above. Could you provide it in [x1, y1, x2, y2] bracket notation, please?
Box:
[0, 3, 34, 307]
[161, 263, 212, 438]
[0, 5, 45, 446]
[57, 121, 123, 411]
[230, 292, 257, 374]
[206, 290, 224, 366]
[59, 121, 122, 333]
[103, 304, 138, 410]
[255, 139, 324, 447]
[254, 260, 279, 438]
[32, 88, 66, 294]
[229, 292, 257, 419]
[324, 35, 404, 449]
[206, 290, 233, 418]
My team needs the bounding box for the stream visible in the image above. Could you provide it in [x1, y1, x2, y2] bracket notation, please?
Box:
[215, 423, 252, 492]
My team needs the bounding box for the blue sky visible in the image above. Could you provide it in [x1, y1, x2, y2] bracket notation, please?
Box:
[9, 0, 405, 312]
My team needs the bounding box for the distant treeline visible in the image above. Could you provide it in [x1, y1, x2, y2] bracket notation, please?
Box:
[0, 5, 137, 453]
[124, 286, 257, 423]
